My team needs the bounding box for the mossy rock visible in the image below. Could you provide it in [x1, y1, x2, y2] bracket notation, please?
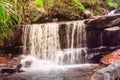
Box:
[28, 5, 48, 23]
[50, 2, 90, 20]
[28, 1, 92, 23]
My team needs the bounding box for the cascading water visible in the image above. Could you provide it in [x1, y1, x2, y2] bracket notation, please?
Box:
[22, 23, 60, 61]
[65, 21, 86, 48]
[22, 21, 88, 66]
[108, 8, 120, 15]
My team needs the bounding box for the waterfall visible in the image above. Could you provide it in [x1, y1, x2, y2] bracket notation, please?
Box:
[22, 21, 87, 65]
[108, 8, 120, 15]
[65, 21, 86, 48]
[22, 23, 60, 60]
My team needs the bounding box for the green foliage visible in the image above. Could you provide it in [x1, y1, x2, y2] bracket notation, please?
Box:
[34, 0, 44, 7]
[43, 0, 54, 10]
[79, 0, 109, 15]
[113, 0, 120, 6]
[107, 0, 118, 8]
[0, 0, 19, 43]
[73, 0, 85, 12]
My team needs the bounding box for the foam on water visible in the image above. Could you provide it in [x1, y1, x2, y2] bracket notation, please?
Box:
[20, 55, 91, 71]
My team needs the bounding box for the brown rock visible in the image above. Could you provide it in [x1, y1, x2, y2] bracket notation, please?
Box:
[103, 26, 120, 46]
[86, 14, 120, 31]
[0, 57, 8, 65]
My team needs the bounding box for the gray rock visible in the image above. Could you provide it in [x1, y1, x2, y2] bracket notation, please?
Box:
[92, 62, 120, 80]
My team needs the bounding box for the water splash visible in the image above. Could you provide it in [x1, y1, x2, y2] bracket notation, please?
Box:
[22, 21, 87, 65]
[108, 8, 120, 15]
[54, 48, 88, 64]
[20, 55, 91, 71]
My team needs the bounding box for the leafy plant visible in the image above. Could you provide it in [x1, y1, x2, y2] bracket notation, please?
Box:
[73, 0, 85, 12]
[0, 0, 19, 44]
[112, 0, 120, 6]
[34, 0, 44, 7]
[107, 0, 118, 8]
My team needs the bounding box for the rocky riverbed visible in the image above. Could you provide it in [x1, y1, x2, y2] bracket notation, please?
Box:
[0, 54, 102, 80]
[0, 64, 100, 80]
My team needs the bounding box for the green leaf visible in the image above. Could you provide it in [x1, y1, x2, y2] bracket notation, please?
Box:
[74, 0, 85, 12]
[34, 0, 44, 7]
[0, 0, 19, 41]
[107, 1, 118, 8]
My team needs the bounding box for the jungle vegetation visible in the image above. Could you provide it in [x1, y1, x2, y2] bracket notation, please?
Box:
[0, 0, 20, 46]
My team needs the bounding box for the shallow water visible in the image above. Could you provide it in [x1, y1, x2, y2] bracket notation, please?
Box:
[2, 64, 98, 80]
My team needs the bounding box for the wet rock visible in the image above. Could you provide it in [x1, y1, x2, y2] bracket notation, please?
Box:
[108, 8, 120, 15]
[86, 14, 120, 31]
[103, 26, 120, 46]
[15, 64, 22, 72]
[63, 77, 70, 80]
[86, 28, 120, 48]
[100, 49, 120, 65]
[92, 62, 120, 80]
[106, 18, 120, 27]
[87, 26, 120, 48]
[87, 46, 120, 63]
[0, 56, 23, 77]
[86, 30, 102, 48]
[1, 69, 16, 74]
[86, 14, 120, 48]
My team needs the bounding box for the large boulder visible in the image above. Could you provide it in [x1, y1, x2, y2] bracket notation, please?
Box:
[28, 1, 92, 23]
[85, 14, 120, 48]
[100, 49, 120, 65]
[50, 2, 91, 20]
[86, 14, 120, 31]
[92, 62, 120, 80]
[28, 5, 48, 23]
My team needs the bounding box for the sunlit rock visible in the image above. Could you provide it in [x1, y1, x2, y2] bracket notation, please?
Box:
[100, 49, 120, 65]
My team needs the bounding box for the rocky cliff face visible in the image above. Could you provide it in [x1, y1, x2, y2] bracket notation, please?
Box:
[86, 14, 120, 48]
[58, 14, 120, 54]
[84, 14, 120, 62]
